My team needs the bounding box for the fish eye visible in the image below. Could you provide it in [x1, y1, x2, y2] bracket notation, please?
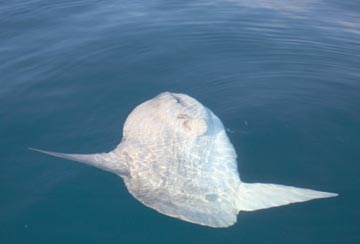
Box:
[180, 118, 208, 136]
[177, 114, 190, 120]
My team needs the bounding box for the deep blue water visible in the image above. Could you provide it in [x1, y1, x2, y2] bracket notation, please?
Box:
[1, 0, 360, 243]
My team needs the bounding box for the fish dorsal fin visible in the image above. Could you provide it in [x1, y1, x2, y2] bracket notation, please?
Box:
[29, 147, 129, 177]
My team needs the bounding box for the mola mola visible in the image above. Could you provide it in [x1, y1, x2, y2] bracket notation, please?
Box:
[30, 92, 337, 228]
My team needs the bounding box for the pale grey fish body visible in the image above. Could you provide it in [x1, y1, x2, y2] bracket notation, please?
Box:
[31, 92, 337, 228]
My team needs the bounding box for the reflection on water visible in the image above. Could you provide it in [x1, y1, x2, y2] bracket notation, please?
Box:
[0, 0, 359, 243]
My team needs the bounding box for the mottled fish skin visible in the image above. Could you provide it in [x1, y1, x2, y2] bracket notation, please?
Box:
[31, 92, 337, 228]
[118, 92, 241, 227]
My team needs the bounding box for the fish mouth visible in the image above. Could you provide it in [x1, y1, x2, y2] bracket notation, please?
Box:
[157, 92, 186, 105]
[158, 92, 209, 122]
[170, 93, 185, 105]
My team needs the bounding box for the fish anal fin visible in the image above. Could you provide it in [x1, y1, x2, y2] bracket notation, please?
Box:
[237, 183, 338, 212]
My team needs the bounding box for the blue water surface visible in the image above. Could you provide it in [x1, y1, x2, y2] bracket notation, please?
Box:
[1, 0, 359, 243]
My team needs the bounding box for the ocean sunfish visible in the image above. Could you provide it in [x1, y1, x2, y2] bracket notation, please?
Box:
[30, 92, 337, 228]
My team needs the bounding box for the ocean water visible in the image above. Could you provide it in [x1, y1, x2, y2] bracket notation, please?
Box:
[1, 0, 359, 243]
